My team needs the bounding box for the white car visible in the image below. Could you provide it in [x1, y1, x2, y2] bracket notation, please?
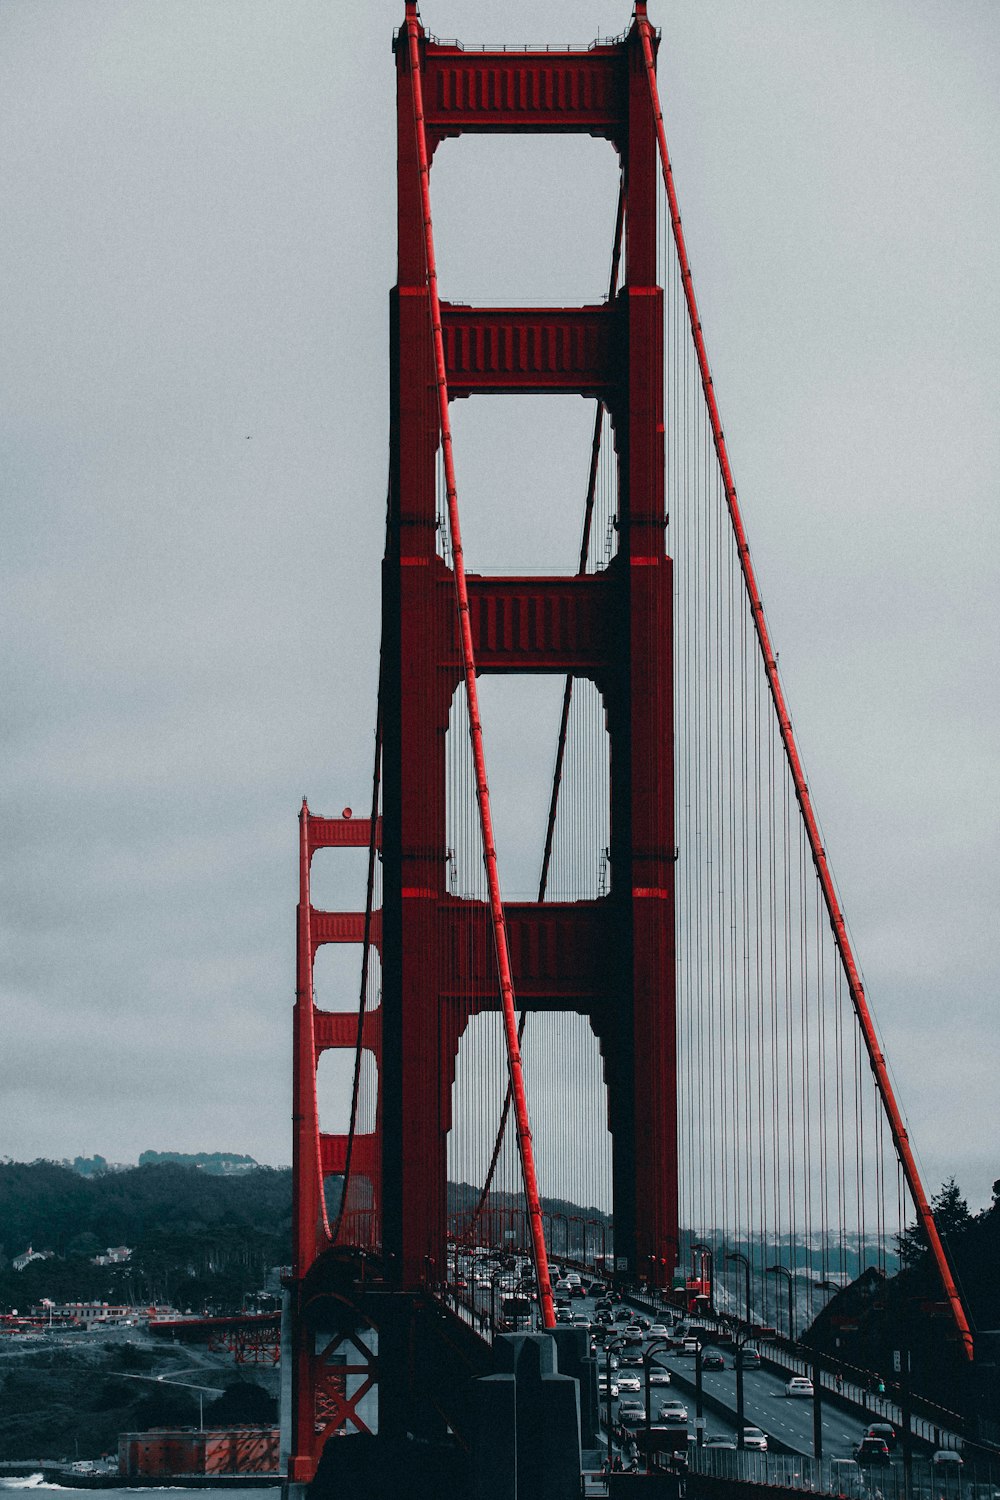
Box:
[742, 1427, 768, 1451]
[658, 1400, 689, 1423]
[617, 1374, 642, 1393]
[786, 1376, 814, 1397]
[649, 1323, 670, 1338]
[598, 1376, 619, 1399]
[648, 1367, 671, 1386]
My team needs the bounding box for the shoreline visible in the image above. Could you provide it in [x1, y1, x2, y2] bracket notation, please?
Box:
[0, 1469, 279, 1490]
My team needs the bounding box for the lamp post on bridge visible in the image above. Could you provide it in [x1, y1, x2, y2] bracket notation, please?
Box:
[726, 1251, 752, 1326]
[489, 1271, 506, 1337]
[692, 1241, 714, 1315]
[569, 1214, 587, 1267]
[642, 1338, 671, 1475]
[767, 1263, 795, 1343]
[604, 1337, 625, 1473]
[721, 1318, 777, 1452]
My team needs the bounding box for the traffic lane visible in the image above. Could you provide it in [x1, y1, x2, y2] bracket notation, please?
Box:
[658, 1349, 873, 1458]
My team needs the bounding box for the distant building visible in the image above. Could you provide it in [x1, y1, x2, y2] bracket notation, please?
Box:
[118, 1428, 279, 1477]
[12, 1246, 53, 1272]
[92, 1244, 132, 1265]
[33, 1300, 130, 1328]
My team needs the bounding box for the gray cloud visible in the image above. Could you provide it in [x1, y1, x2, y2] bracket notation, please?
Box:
[1, 1, 997, 1209]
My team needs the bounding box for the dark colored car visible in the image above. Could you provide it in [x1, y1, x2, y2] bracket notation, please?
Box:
[864, 1423, 897, 1451]
[855, 1437, 891, 1465]
[701, 1351, 726, 1371]
[740, 1348, 761, 1369]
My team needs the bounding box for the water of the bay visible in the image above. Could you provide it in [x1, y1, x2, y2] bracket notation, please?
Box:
[0, 1483, 280, 1499]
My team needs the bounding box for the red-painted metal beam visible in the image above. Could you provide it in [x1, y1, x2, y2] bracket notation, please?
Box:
[404, 2, 556, 1331]
[306, 814, 382, 850]
[636, 3, 973, 1361]
[421, 44, 627, 143]
[441, 303, 619, 399]
[466, 574, 611, 675]
[313, 1008, 381, 1054]
[320, 1132, 378, 1180]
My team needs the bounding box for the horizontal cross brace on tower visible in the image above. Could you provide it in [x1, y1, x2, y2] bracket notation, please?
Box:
[405, 40, 630, 145]
[441, 303, 620, 399]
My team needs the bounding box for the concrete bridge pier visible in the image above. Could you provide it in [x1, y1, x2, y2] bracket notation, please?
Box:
[472, 1331, 588, 1500]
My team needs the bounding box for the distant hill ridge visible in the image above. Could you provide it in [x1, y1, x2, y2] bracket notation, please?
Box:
[137, 1149, 261, 1175]
[60, 1150, 274, 1176]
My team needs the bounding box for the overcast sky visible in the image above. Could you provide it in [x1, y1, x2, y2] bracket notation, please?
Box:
[2, 1, 997, 1210]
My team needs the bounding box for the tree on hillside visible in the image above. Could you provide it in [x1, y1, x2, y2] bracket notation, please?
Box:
[897, 1177, 972, 1268]
[204, 1380, 277, 1425]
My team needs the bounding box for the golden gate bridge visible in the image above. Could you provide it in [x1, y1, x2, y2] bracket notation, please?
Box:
[283, 4, 978, 1493]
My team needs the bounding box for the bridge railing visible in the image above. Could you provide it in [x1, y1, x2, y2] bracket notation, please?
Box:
[688, 1446, 999, 1500]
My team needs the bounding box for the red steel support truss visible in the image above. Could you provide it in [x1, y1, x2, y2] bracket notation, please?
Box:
[288, 805, 381, 1482]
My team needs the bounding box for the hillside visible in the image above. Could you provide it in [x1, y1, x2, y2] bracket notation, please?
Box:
[0, 1160, 292, 1313]
[804, 1178, 1000, 1413]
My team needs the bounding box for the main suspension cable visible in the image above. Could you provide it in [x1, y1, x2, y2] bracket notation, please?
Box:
[404, 3, 555, 1328]
[636, 1, 972, 1359]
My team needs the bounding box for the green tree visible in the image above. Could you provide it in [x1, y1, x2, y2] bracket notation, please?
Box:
[897, 1176, 972, 1267]
[204, 1380, 277, 1425]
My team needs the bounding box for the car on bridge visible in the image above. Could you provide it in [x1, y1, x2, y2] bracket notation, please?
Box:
[704, 1435, 737, 1450]
[702, 1350, 726, 1370]
[854, 1437, 891, 1465]
[741, 1427, 768, 1452]
[658, 1400, 689, 1423]
[617, 1374, 642, 1394]
[863, 1422, 897, 1451]
[597, 1374, 619, 1400]
[786, 1376, 814, 1397]
[648, 1366, 671, 1386]
[615, 1409, 645, 1439]
[649, 1322, 670, 1338]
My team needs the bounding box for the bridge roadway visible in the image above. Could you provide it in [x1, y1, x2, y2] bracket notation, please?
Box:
[449, 1268, 875, 1461]
[654, 1345, 872, 1457]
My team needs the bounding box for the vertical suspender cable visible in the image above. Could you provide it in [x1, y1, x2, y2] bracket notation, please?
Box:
[403, 5, 555, 1329]
[636, 3, 972, 1359]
